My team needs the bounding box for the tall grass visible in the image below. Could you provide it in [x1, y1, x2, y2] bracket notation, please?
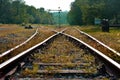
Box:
[0, 24, 35, 53]
[65, 26, 120, 63]
[0, 25, 55, 63]
[79, 26, 120, 53]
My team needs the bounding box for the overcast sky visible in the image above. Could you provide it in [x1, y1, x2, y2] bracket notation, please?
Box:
[24, 0, 75, 11]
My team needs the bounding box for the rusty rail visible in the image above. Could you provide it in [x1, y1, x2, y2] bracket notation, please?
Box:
[0, 28, 38, 57]
[0, 28, 120, 79]
[0, 31, 60, 78]
[75, 28, 120, 56]
[61, 32, 120, 77]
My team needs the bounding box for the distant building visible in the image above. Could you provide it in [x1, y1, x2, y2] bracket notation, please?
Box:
[94, 18, 101, 25]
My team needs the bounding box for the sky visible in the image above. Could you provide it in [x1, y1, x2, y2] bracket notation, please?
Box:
[24, 0, 75, 11]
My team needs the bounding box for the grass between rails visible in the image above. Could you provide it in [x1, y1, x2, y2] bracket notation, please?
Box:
[65, 26, 120, 63]
[20, 35, 98, 77]
[0, 26, 55, 64]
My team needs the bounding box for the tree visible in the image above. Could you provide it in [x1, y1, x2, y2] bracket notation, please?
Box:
[0, 0, 12, 23]
[0, 0, 54, 24]
[67, 2, 83, 25]
[68, 0, 120, 25]
[11, 0, 29, 24]
[37, 8, 53, 24]
[52, 11, 68, 25]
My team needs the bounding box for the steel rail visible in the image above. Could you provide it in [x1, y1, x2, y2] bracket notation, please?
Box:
[0, 32, 60, 78]
[75, 28, 120, 56]
[0, 28, 38, 57]
[61, 32, 120, 77]
[0, 29, 120, 78]
[0, 28, 66, 69]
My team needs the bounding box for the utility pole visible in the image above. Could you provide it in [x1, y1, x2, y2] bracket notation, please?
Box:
[48, 7, 62, 27]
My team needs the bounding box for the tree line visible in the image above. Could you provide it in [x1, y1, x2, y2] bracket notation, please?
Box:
[67, 0, 120, 25]
[0, 0, 54, 24]
[52, 11, 68, 25]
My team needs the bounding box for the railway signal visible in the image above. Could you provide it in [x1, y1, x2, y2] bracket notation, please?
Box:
[48, 7, 62, 27]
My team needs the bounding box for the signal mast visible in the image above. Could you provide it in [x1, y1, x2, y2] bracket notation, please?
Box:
[48, 7, 62, 27]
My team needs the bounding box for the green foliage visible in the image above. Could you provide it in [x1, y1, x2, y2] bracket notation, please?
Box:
[52, 11, 68, 25]
[67, 2, 83, 25]
[68, 0, 120, 25]
[0, 0, 54, 24]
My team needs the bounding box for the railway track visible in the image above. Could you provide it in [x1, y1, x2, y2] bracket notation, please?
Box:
[0, 28, 38, 57]
[65, 28, 120, 63]
[0, 28, 120, 79]
[0, 27, 55, 64]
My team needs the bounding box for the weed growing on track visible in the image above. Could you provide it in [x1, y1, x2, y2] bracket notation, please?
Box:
[19, 35, 111, 79]
[0, 24, 35, 53]
[21, 63, 39, 77]
[78, 26, 120, 53]
[11, 26, 111, 79]
[65, 26, 120, 63]
[32, 35, 97, 72]
[0, 26, 55, 63]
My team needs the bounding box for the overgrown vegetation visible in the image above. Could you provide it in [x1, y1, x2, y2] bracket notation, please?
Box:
[78, 26, 120, 53]
[0, 24, 35, 53]
[21, 35, 98, 77]
[0, 26, 55, 63]
[65, 26, 120, 63]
